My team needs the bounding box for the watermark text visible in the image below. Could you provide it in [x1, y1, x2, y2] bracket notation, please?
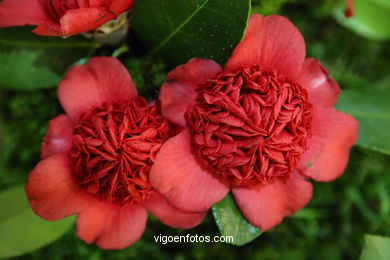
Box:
[154, 234, 233, 244]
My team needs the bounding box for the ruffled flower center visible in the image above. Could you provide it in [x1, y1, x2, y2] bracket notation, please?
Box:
[186, 66, 312, 187]
[70, 97, 170, 204]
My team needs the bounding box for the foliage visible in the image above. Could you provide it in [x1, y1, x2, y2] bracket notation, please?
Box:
[336, 90, 390, 155]
[334, 0, 390, 40]
[132, 0, 251, 67]
[360, 234, 390, 260]
[212, 194, 262, 246]
[0, 186, 75, 258]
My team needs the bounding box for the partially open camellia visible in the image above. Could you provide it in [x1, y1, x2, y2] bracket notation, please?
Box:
[152, 14, 358, 231]
[26, 57, 205, 249]
[0, 0, 134, 37]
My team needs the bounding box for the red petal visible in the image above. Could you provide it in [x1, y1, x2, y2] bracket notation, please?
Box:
[168, 58, 222, 85]
[150, 129, 229, 212]
[299, 106, 358, 182]
[25, 154, 91, 221]
[60, 7, 115, 37]
[225, 14, 306, 80]
[232, 173, 313, 231]
[41, 115, 73, 159]
[345, 0, 354, 17]
[58, 57, 138, 124]
[77, 202, 147, 249]
[160, 58, 222, 127]
[76, 0, 90, 8]
[0, 0, 51, 27]
[298, 58, 340, 107]
[160, 81, 197, 127]
[109, 0, 134, 14]
[33, 21, 62, 36]
[143, 191, 206, 229]
[88, 0, 112, 7]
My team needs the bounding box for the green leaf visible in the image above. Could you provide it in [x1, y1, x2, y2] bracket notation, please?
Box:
[251, 0, 291, 16]
[212, 193, 262, 246]
[360, 234, 390, 260]
[0, 51, 60, 90]
[132, 0, 250, 67]
[0, 27, 101, 90]
[335, 90, 390, 155]
[0, 185, 75, 258]
[333, 0, 390, 40]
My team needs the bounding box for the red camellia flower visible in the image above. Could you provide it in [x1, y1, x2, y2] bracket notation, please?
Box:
[26, 57, 205, 249]
[151, 14, 358, 231]
[0, 0, 134, 37]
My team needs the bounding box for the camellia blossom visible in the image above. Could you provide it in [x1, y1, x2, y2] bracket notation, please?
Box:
[26, 57, 205, 249]
[0, 0, 134, 37]
[151, 14, 358, 231]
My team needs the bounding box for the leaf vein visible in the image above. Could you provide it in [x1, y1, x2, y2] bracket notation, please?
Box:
[149, 0, 210, 55]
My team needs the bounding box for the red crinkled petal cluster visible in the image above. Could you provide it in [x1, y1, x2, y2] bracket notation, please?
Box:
[152, 14, 358, 231]
[0, 0, 134, 37]
[71, 99, 170, 204]
[26, 57, 205, 250]
[187, 66, 312, 187]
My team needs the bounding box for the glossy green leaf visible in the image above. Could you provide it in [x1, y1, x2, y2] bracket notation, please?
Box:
[334, 0, 390, 40]
[335, 90, 390, 155]
[132, 0, 250, 67]
[0, 185, 75, 258]
[0, 27, 101, 89]
[212, 193, 262, 246]
[360, 234, 390, 260]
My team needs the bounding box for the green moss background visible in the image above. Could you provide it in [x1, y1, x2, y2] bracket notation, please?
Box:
[0, 0, 389, 259]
